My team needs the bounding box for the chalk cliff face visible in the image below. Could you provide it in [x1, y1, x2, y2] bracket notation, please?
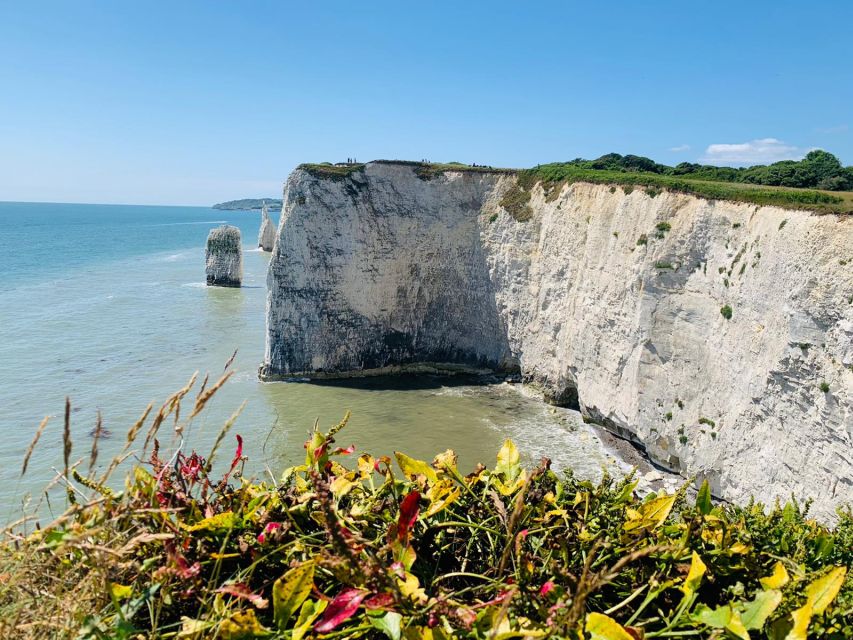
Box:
[258, 204, 276, 252]
[263, 161, 853, 519]
[206, 225, 243, 287]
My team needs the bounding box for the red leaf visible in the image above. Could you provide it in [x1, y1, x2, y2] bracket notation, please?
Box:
[229, 434, 244, 474]
[313, 588, 367, 633]
[363, 592, 395, 610]
[257, 522, 282, 544]
[215, 582, 269, 609]
[332, 444, 356, 455]
[539, 580, 555, 597]
[313, 441, 328, 462]
[397, 490, 420, 542]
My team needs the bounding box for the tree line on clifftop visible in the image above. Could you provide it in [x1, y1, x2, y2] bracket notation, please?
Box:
[565, 150, 853, 192]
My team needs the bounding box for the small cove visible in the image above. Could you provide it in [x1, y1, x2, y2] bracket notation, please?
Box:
[0, 201, 639, 518]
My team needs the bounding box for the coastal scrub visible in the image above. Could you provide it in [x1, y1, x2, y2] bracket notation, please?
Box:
[1, 377, 851, 639]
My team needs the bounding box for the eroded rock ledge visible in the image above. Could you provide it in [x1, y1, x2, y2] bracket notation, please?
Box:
[262, 161, 853, 519]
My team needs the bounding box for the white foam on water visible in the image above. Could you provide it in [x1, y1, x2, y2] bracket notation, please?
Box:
[147, 221, 227, 226]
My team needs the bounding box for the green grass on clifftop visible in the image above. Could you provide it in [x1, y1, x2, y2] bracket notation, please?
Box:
[519, 163, 853, 215]
[298, 158, 853, 215]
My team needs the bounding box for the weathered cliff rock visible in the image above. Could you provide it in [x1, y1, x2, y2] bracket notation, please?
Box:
[258, 203, 276, 252]
[206, 225, 243, 287]
[263, 161, 853, 519]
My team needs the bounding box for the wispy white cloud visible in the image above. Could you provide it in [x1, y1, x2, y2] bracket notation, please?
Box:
[816, 124, 848, 134]
[699, 138, 807, 165]
[669, 144, 691, 152]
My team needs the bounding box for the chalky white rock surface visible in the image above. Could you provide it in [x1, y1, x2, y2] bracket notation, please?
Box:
[206, 225, 243, 287]
[264, 162, 853, 519]
[258, 204, 276, 252]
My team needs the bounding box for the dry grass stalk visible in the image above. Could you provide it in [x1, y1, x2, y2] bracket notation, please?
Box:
[62, 398, 71, 481]
[204, 400, 246, 472]
[88, 411, 103, 475]
[223, 348, 238, 372]
[190, 370, 233, 419]
[20, 416, 49, 477]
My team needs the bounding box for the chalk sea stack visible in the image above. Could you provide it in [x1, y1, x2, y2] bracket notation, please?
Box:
[205, 225, 242, 287]
[258, 202, 276, 251]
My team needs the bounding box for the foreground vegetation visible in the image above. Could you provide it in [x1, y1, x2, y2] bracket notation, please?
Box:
[4, 375, 850, 639]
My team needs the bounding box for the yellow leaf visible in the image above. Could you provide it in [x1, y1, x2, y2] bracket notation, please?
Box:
[804, 566, 846, 614]
[493, 472, 527, 496]
[495, 439, 522, 481]
[403, 626, 433, 640]
[183, 511, 238, 532]
[543, 508, 568, 521]
[395, 451, 438, 484]
[585, 612, 635, 640]
[327, 460, 349, 477]
[760, 561, 790, 590]
[272, 561, 315, 630]
[329, 475, 357, 499]
[292, 599, 327, 640]
[109, 582, 133, 600]
[784, 603, 812, 640]
[730, 542, 751, 555]
[681, 551, 707, 598]
[398, 571, 427, 603]
[623, 494, 676, 533]
[357, 454, 376, 479]
[219, 609, 270, 639]
[424, 480, 461, 517]
[725, 611, 750, 640]
[178, 617, 212, 637]
[432, 449, 458, 474]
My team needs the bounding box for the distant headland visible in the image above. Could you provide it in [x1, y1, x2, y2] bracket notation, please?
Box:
[212, 198, 282, 211]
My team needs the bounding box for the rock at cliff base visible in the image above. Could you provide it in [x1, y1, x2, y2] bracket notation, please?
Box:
[205, 225, 242, 287]
[258, 203, 276, 252]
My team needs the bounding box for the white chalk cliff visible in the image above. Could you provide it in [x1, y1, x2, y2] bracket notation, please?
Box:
[258, 202, 276, 252]
[263, 161, 853, 519]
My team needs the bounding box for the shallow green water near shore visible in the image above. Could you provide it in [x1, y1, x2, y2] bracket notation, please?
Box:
[0, 201, 628, 519]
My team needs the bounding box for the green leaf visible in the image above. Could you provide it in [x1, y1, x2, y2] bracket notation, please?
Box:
[369, 611, 402, 640]
[292, 600, 327, 640]
[695, 603, 733, 628]
[696, 479, 712, 515]
[804, 566, 846, 614]
[739, 589, 782, 630]
[394, 451, 438, 484]
[273, 561, 315, 630]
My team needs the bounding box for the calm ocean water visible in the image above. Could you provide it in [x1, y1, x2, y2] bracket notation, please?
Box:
[0, 201, 627, 519]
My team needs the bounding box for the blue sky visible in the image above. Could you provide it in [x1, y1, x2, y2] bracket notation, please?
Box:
[1, 1, 851, 205]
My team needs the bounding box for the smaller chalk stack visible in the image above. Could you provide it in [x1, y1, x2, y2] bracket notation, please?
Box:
[205, 225, 243, 287]
[258, 201, 275, 252]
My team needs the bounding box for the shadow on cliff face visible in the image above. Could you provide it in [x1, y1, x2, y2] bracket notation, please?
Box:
[308, 373, 515, 392]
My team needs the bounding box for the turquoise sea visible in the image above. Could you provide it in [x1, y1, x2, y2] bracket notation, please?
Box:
[0, 201, 627, 519]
